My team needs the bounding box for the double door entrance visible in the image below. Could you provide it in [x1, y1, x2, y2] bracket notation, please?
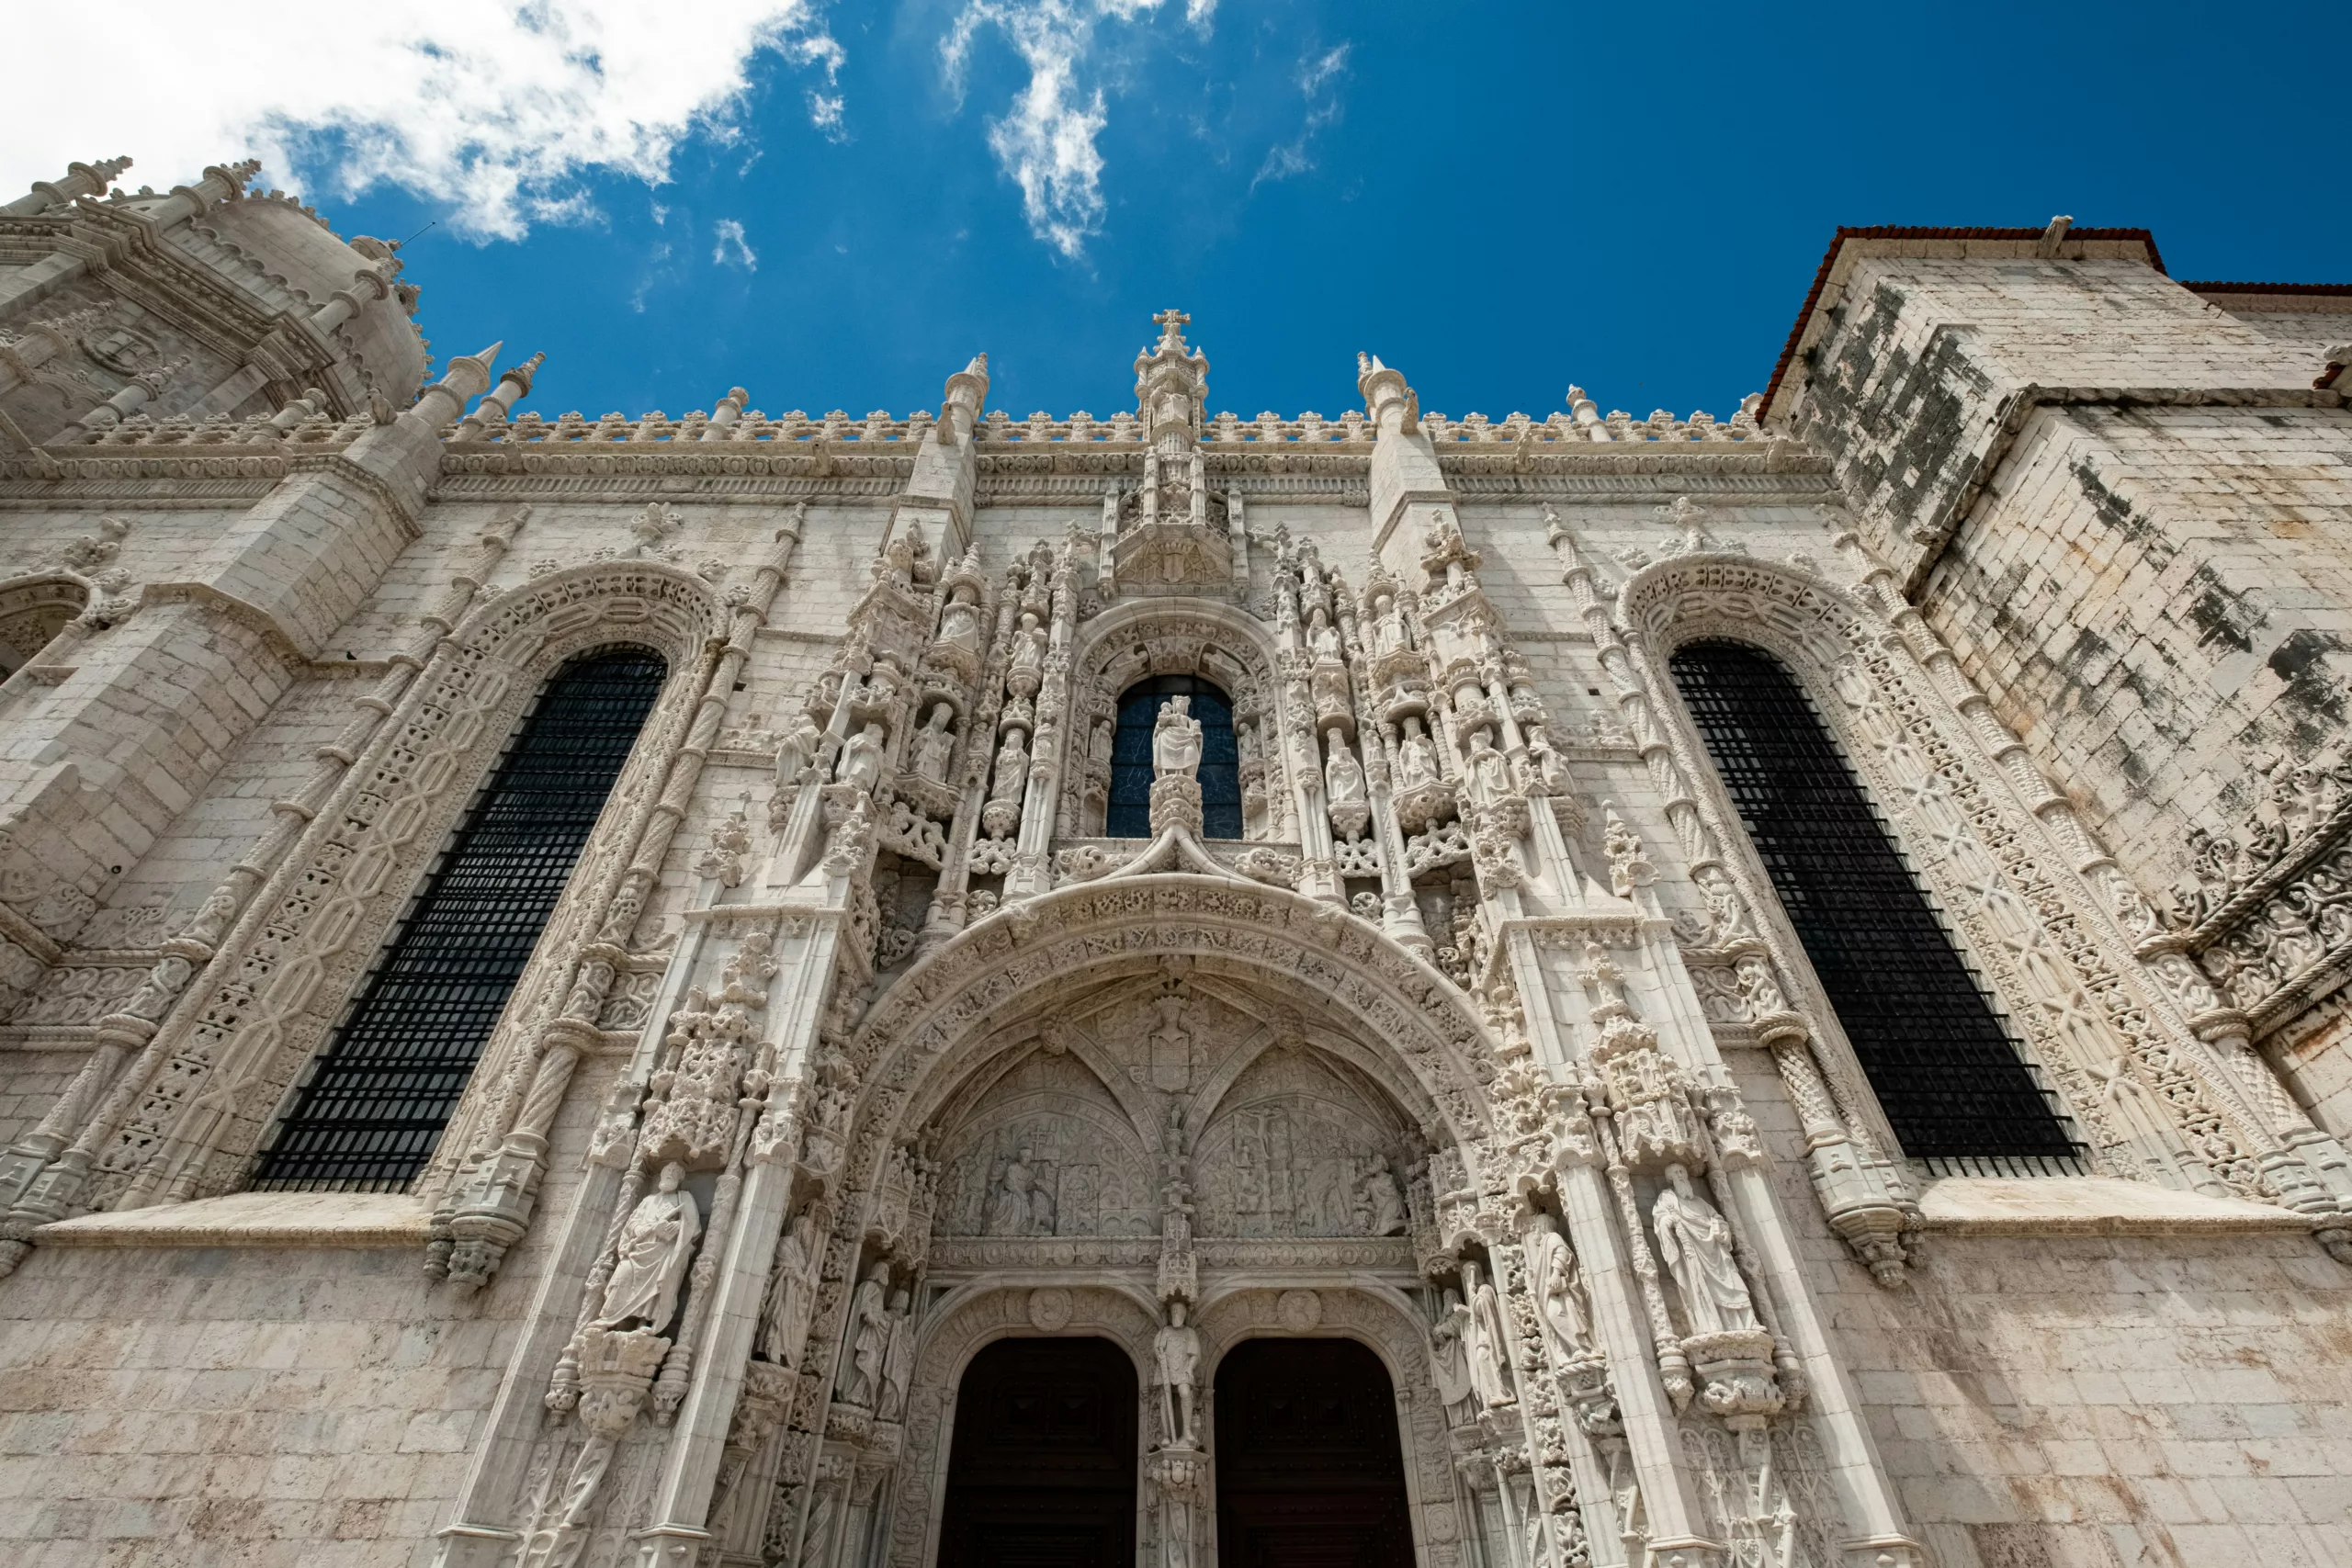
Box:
[936, 1336, 1414, 1568]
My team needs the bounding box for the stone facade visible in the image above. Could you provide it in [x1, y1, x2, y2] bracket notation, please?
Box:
[2, 167, 2350, 1568]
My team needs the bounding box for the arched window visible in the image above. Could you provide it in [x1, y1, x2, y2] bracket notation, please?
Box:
[252, 646, 669, 1191]
[1106, 674, 1242, 839]
[1668, 639, 2077, 1163]
[0, 578, 88, 675]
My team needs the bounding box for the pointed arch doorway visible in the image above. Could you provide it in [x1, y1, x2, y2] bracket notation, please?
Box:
[1214, 1337, 1414, 1568]
[936, 1337, 1139, 1568]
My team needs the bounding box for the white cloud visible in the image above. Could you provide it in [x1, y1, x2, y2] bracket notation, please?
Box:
[713, 218, 758, 270]
[943, 0, 1180, 259]
[0, 1, 845, 243]
[1297, 43, 1349, 97]
[1252, 42, 1349, 191]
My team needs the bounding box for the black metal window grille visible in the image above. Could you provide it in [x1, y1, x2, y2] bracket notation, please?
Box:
[1668, 639, 2079, 1162]
[251, 646, 668, 1191]
[1106, 674, 1243, 839]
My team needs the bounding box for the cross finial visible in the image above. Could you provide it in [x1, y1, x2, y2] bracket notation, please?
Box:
[1153, 308, 1191, 347]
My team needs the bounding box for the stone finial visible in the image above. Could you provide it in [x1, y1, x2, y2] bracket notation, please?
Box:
[6, 154, 132, 217]
[937, 354, 989, 446]
[2037, 214, 2073, 258]
[1153, 307, 1192, 352]
[1356, 352, 1419, 437]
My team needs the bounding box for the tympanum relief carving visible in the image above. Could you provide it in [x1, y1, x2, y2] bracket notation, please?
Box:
[924, 978, 1418, 1247]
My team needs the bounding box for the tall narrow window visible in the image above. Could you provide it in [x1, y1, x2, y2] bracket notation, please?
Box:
[1106, 674, 1242, 838]
[253, 646, 668, 1191]
[1668, 640, 2076, 1162]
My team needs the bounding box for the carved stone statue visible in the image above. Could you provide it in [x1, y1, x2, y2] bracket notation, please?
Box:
[1465, 728, 1512, 804]
[1524, 723, 1569, 795]
[1007, 611, 1047, 694]
[1089, 716, 1115, 773]
[837, 720, 886, 795]
[1153, 697, 1204, 779]
[1370, 592, 1406, 656]
[837, 1262, 891, 1408]
[1651, 1164, 1759, 1338]
[912, 703, 956, 784]
[1154, 1299, 1202, 1446]
[757, 1209, 818, 1366]
[593, 1162, 699, 1335]
[1467, 1268, 1517, 1408]
[989, 728, 1030, 807]
[775, 715, 822, 787]
[1308, 605, 1343, 660]
[1358, 1158, 1407, 1236]
[1525, 1216, 1591, 1357]
[877, 1288, 914, 1421]
[1396, 716, 1439, 790]
[936, 583, 982, 660]
[988, 1146, 1052, 1235]
[1429, 1289, 1479, 1427]
[1323, 728, 1367, 808]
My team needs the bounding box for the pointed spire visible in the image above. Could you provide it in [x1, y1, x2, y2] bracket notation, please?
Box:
[5, 154, 132, 217]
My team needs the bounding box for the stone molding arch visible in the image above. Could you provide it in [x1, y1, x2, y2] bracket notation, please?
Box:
[884, 1283, 1159, 1568]
[0, 572, 92, 672]
[836, 874, 1498, 1207]
[1061, 594, 1293, 838]
[1193, 1284, 1464, 1568]
[1614, 548, 2285, 1198]
[86, 561, 722, 1209]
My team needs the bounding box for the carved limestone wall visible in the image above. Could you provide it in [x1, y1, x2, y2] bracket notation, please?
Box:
[81, 564, 719, 1211]
[1619, 547, 2347, 1222]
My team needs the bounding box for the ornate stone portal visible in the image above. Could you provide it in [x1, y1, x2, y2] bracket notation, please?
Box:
[5, 178, 2352, 1568]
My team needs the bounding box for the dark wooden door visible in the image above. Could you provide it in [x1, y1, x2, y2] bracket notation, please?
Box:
[936, 1337, 1138, 1568]
[1214, 1337, 1416, 1568]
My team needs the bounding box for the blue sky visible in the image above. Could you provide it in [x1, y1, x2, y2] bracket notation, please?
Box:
[14, 2, 2348, 424]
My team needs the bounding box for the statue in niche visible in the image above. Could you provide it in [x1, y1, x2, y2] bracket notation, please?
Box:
[1154, 1300, 1203, 1446]
[1089, 716, 1115, 773]
[837, 720, 886, 795]
[911, 703, 956, 784]
[757, 1209, 818, 1366]
[1651, 1164, 1759, 1337]
[936, 582, 982, 660]
[877, 1288, 914, 1421]
[837, 1262, 891, 1408]
[1323, 729, 1367, 810]
[1429, 1289, 1479, 1427]
[594, 1162, 700, 1336]
[1467, 1267, 1517, 1408]
[1358, 1158, 1407, 1236]
[1523, 724, 1570, 795]
[1235, 718, 1259, 768]
[1396, 716, 1439, 790]
[1308, 604, 1344, 661]
[1153, 697, 1204, 779]
[1464, 728, 1511, 803]
[1370, 592, 1408, 656]
[774, 715, 823, 788]
[989, 728, 1030, 807]
[988, 1146, 1053, 1235]
[1525, 1215, 1591, 1357]
[1007, 611, 1047, 694]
